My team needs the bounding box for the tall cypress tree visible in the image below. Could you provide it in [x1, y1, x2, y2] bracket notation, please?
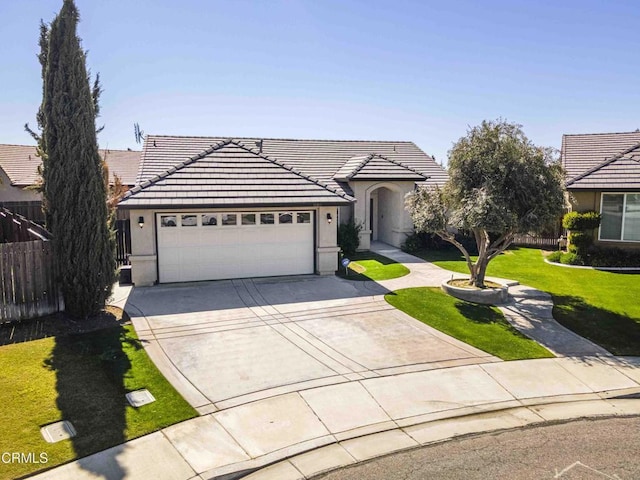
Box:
[35, 0, 116, 318]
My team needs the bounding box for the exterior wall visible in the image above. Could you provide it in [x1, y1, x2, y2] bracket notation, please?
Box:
[128, 209, 158, 286]
[316, 206, 340, 275]
[568, 190, 598, 213]
[349, 180, 415, 249]
[127, 205, 342, 285]
[567, 189, 640, 250]
[0, 169, 42, 202]
[338, 205, 352, 225]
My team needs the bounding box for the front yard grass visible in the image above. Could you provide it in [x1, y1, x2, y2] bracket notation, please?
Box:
[414, 247, 640, 355]
[0, 310, 197, 480]
[386, 287, 554, 360]
[337, 251, 409, 281]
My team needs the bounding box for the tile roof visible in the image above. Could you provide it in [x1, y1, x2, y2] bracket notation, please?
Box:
[333, 154, 427, 182]
[565, 143, 640, 190]
[0, 144, 141, 186]
[136, 135, 448, 197]
[561, 131, 640, 182]
[118, 140, 353, 208]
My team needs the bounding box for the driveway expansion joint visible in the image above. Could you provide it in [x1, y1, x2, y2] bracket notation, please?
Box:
[66, 244, 638, 480]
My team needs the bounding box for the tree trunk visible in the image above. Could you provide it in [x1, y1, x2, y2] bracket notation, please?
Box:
[470, 231, 490, 288]
[474, 257, 489, 288]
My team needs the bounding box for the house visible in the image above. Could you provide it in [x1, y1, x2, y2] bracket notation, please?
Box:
[0, 144, 141, 222]
[562, 131, 640, 248]
[119, 135, 447, 285]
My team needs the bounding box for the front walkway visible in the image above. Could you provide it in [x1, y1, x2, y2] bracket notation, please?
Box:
[31, 245, 640, 480]
[370, 242, 612, 357]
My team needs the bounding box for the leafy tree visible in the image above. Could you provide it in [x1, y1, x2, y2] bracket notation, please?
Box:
[26, 0, 115, 318]
[406, 119, 565, 287]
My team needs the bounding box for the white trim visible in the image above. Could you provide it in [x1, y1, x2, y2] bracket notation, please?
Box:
[598, 192, 640, 243]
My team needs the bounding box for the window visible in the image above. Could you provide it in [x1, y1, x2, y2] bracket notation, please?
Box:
[279, 212, 293, 224]
[160, 215, 177, 227]
[242, 213, 256, 225]
[221, 213, 237, 226]
[181, 214, 197, 227]
[297, 212, 311, 224]
[202, 214, 217, 226]
[260, 213, 274, 225]
[600, 193, 640, 242]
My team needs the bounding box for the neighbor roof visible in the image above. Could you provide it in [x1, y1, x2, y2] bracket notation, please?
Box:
[0, 144, 141, 186]
[136, 135, 447, 197]
[118, 140, 353, 208]
[561, 131, 640, 182]
[565, 143, 640, 190]
[332, 154, 427, 182]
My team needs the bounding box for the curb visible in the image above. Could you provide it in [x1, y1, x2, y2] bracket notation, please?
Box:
[238, 397, 640, 480]
[543, 258, 640, 272]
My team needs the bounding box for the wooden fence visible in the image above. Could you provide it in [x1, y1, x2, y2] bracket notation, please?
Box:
[0, 208, 62, 322]
[512, 234, 559, 249]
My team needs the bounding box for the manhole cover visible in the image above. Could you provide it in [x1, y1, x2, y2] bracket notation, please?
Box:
[126, 389, 156, 407]
[41, 420, 76, 443]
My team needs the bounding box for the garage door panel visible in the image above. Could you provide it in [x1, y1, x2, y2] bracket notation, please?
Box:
[157, 211, 314, 283]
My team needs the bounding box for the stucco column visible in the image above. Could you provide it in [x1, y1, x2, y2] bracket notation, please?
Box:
[316, 206, 340, 275]
[128, 209, 158, 286]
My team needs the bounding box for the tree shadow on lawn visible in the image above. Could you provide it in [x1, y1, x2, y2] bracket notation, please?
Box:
[453, 300, 534, 341]
[43, 323, 144, 480]
[552, 295, 640, 356]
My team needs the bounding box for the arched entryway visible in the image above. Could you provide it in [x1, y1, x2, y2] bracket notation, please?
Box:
[366, 183, 405, 247]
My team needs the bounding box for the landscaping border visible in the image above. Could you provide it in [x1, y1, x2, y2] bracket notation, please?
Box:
[543, 259, 640, 273]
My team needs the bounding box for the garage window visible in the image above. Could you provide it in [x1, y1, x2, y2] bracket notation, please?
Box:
[279, 212, 293, 224]
[297, 212, 311, 224]
[221, 213, 237, 226]
[181, 214, 197, 227]
[260, 213, 274, 225]
[202, 214, 217, 226]
[242, 213, 256, 225]
[161, 215, 177, 227]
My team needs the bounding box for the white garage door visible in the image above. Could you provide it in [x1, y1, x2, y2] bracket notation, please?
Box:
[157, 211, 314, 283]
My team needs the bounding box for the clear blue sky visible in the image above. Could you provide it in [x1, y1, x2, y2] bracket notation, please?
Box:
[1, 0, 639, 164]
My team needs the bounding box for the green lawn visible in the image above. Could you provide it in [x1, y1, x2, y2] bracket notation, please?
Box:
[0, 322, 197, 480]
[337, 251, 410, 281]
[414, 247, 640, 355]
[386, 287, 553, 360]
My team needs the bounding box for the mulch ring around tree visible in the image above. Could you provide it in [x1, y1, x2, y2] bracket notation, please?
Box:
[0, 306, 130, 346]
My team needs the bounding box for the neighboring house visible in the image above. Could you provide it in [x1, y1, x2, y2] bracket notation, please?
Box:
[562, 131, 640, 248]
[119, 135, 447, 285]
[0, 144, 141, 222]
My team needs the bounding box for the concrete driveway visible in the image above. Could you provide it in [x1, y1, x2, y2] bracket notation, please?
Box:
[126, 274, 498, 414]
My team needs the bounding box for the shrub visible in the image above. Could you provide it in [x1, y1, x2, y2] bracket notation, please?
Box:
[587, 246, 640, 267]
[338, 220, 362, 257]
[401, 233, 423, 253]
[568, 231, 593, 255]
[560, 252, 584, 265]
[546, 251, 562, 263]
[401, 232, 458, 253]
[562, 211, 601, 231]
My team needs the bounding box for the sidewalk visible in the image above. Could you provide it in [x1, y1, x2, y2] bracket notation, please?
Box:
[31, 247, 640, 480]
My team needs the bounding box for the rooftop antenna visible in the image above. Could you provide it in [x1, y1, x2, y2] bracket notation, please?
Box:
[134, 123, 145, 144]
